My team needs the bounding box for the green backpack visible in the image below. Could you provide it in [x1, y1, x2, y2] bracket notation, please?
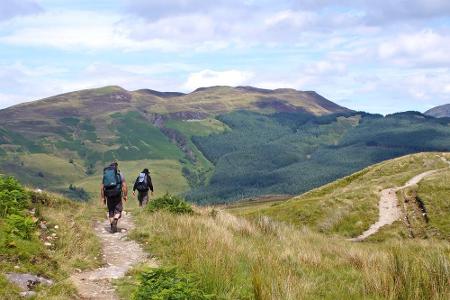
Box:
[102, 164, 122, 197]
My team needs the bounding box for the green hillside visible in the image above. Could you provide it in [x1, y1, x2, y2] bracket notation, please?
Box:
[188, 111, 450, 203]
[2, 86, 450, 205]
[0, 86, 349, 201]
[227, 152, 450, 240]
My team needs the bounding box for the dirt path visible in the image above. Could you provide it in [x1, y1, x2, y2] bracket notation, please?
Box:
[349, 169, 441, 242]
[71, 212, 155, 299]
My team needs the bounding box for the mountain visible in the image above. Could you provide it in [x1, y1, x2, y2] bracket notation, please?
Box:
[425, 103, 450, 118]
[2, 86, 450, 204]
[0, 85, 350, 199]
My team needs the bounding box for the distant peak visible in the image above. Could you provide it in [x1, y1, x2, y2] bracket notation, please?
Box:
[191, 86, 234, 93]
[424, 103, 450, 118]
[94, 85, 127, 92]
[273, 88, 298, 93]
[134, 89, 185, 98]
[235, 86, 274, 94]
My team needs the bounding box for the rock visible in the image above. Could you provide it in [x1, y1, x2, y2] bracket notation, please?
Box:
[19, 291, 37, 298]
[39, 222, 47, 230]
[51, 233, 57, 237]
[5, 273, 53, 292]
[14, 265, 20, 269]
[44, 242, 52, 247]
[54, 225, 59, 229]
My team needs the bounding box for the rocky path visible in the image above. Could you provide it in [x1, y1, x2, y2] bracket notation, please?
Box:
[71, 212, 154, 299]
[349, 168, 442, 242]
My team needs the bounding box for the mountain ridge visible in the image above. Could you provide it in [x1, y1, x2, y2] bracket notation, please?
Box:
[0, 85, 350, 117]
[425, 103, 450, 118]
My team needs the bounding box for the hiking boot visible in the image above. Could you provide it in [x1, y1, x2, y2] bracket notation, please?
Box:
[111, 218, 118, 233]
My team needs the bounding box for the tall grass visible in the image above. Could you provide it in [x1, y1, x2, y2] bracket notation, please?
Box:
[129, 208, 450, 299]
[0, 187, 102, 299]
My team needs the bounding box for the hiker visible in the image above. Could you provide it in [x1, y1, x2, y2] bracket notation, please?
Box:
[100, 161, 128, 233]
[132, 168, 154, 207]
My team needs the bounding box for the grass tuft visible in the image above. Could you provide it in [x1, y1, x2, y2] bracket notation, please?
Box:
[147, 193, 194, 214]
[133, 267, 213, 300]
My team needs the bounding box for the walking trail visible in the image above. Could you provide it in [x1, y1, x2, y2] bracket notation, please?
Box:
[70, 212, 156, 299]
[350, 157, 450, 242]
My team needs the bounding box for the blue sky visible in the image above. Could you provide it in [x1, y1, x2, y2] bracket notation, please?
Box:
[1, 0, 450, 113]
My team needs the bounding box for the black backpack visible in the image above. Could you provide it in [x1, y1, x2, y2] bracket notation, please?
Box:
[135, 172, 149, 192]
[102, 165, 122, 197]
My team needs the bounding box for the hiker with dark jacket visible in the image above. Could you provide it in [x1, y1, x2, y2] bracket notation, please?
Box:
[100, 161, 128, 233]
[132, 168, 154, 207]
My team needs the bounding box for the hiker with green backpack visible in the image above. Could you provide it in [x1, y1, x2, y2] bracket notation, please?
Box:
[100, 161, 128, 233]
[132, 168, 154, 207]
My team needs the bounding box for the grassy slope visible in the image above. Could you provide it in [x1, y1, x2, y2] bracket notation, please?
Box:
[417, 168, 450, 239]
[125, 207, 449, 299]
[165, 118, 228, 183]
[227, 152, 450, 238]
[189, 111, 450, 203]
[0, 110, 199, 199]
[122, 154, 450, 298]
[0, 191, 102, 299]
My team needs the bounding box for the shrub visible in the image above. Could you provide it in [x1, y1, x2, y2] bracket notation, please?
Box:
[133, 267, 212, 300]
[148, 194, 193, 214]
[0, 177, 29, 217]
[5, 214, 36, 240]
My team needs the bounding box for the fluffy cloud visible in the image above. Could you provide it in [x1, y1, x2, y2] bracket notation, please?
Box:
[0, 10, 148, 51]
[183, 69, 253, 91]
[378, 30, 450, 67]
[0, 61, 192, 109]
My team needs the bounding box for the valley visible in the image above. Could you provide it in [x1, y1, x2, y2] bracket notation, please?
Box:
[1, 86, 450, 205]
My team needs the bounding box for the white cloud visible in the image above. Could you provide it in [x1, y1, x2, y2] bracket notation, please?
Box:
[378, 29, 450, 67]
[305, 61, 347, 75]
[0, 61, 194, 109]
[264, 10, 317, 28]
[183, 69, 253, 91]
[0, 10, 124, 50]
[0, 10, 193, 52]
